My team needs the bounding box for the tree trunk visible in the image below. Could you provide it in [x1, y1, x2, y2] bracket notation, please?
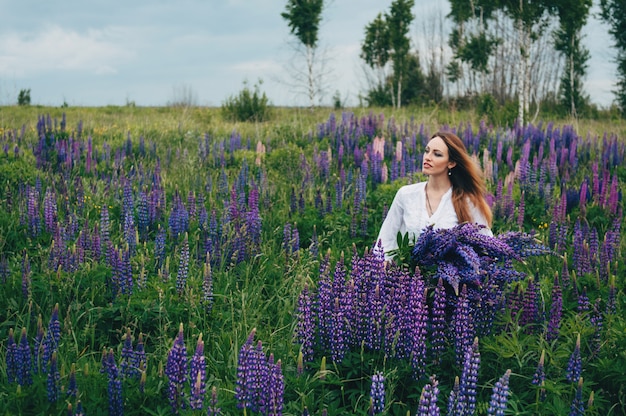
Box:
[307, 45, 315, 111]
[516, 18, 526, 125]
[569, 37, 576, 117]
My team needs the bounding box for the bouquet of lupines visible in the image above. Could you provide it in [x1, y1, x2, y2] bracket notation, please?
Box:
[409, 223, 551, 299]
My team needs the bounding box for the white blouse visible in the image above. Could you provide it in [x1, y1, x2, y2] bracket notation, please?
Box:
[376, 182, 492, 259]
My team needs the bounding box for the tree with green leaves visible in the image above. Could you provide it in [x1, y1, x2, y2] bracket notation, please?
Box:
[600, 0, 626, 115]
[553, 0, 592, 117]
[386, 0, 415, 109]
[281, 0, 325, 110]
[497, 0, 559, 125]
[446, 0, 498, 96]
[360, 13, 391, 103]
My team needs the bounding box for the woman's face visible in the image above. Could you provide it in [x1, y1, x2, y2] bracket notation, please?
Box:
[422, 136, 456, 176]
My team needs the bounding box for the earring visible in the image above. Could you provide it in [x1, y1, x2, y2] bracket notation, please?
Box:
[448, 168, 452, 176]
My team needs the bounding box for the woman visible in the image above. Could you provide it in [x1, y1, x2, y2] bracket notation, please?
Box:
[377, 131, 493, 260]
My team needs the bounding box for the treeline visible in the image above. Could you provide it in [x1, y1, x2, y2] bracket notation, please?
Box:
[357, 0, 626, 123]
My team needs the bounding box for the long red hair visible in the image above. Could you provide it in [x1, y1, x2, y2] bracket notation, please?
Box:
[432, 131, 492, 226]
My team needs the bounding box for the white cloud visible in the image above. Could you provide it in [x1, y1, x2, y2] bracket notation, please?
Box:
[0, 25, 134, 77]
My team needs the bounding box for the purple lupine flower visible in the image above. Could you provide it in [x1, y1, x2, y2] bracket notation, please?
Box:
[207, 386, 221, 416]
[75, 400, 85, 416]
[123, 210, 136, 253]
[447, 376, 461, 415]
[408, 276, 428, 379]
[133, 333, 147, 380]
[105, 348, 123, 416]
[100, 205, 111, 253]
[606, 278, 617, 315]
[47, 351, 61, 402]
[295, 283, 315, 364]
[532, 350, 547, 402]
[577, 286, 590, 313]
[487, 369, 512, 416]
[176, 234, 190, 296]
[137, 190, 149, 238]
[266, 355, 285, 416]
[417, 375, 440, 416]
[248, 340, 266, 412]
[154, 225, 166, 270]
[565, 334, 583, 383]
[27, 186, 41, 237]
[458, 337, 480, 416]
[369, 371, 385, 415]
[431, 278, 447, 365]
[329, 297, 347, 363]
[17, 327, 33, 386]
[546, 275, 563, 342]
[202, 260, 214, 313]
[570, 377, 585, 416]
[165, 323, 188, 413]
[120, 328, 135, 378]
[5, 328, 18, 384]
[43, 303, 61, 367]
[43, 188, 58, 233]
[189, 334, 206, 410]
[453, 285, 475, 367]
[235, 328, 257, 409]
[519, 277, 541, 334]
[66, 363, 77, 398]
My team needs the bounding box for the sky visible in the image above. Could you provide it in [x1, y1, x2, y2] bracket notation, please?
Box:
[0, 0, 618, 108]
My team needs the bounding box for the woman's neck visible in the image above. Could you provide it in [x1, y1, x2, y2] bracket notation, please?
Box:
[426, 175, 452, 192]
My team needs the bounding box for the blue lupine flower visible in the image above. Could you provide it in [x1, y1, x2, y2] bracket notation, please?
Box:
[569, 377, 585, 416]
[458, 337, 480, 416]
[5, 328, 18, 384]
[235, 329, 257, 409]
[16, 327, 32, 386]
[487, 369, 511, 415]
[66, 363, 77, 398]
[105, 349, 123, 416]
[295, 284, 315, 364]
[176, 234, 189, 296]
[43, 304, 61, 367]
[369, 371, 385, 415]
[189, 334, 206, 410]
[47, 351, 60, 403]
[165, 323, 188, 413]
[417, 375, 440, 416]
[207, 386, 221, 416]
[565, 334, 582, 383]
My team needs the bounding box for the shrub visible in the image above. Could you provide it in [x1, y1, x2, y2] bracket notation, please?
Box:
[221, 79, 272, 122]
[17, 89, 31, 106]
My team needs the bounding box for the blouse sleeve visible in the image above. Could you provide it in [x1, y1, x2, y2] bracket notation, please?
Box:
[376, 189, 405, 258]
[469, 201, 493, 236]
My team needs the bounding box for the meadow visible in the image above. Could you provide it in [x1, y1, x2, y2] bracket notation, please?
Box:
[0, 105, 625, 415]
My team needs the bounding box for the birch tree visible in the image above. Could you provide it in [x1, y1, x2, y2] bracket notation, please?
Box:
[495, 0, 554, 125]
[281, 0, 325, 110]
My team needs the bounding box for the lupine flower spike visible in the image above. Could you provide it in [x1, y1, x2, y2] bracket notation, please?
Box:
[487, 369, 512, 416]
[369, 371, 385, 415]
[565, 333, 582, 383]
